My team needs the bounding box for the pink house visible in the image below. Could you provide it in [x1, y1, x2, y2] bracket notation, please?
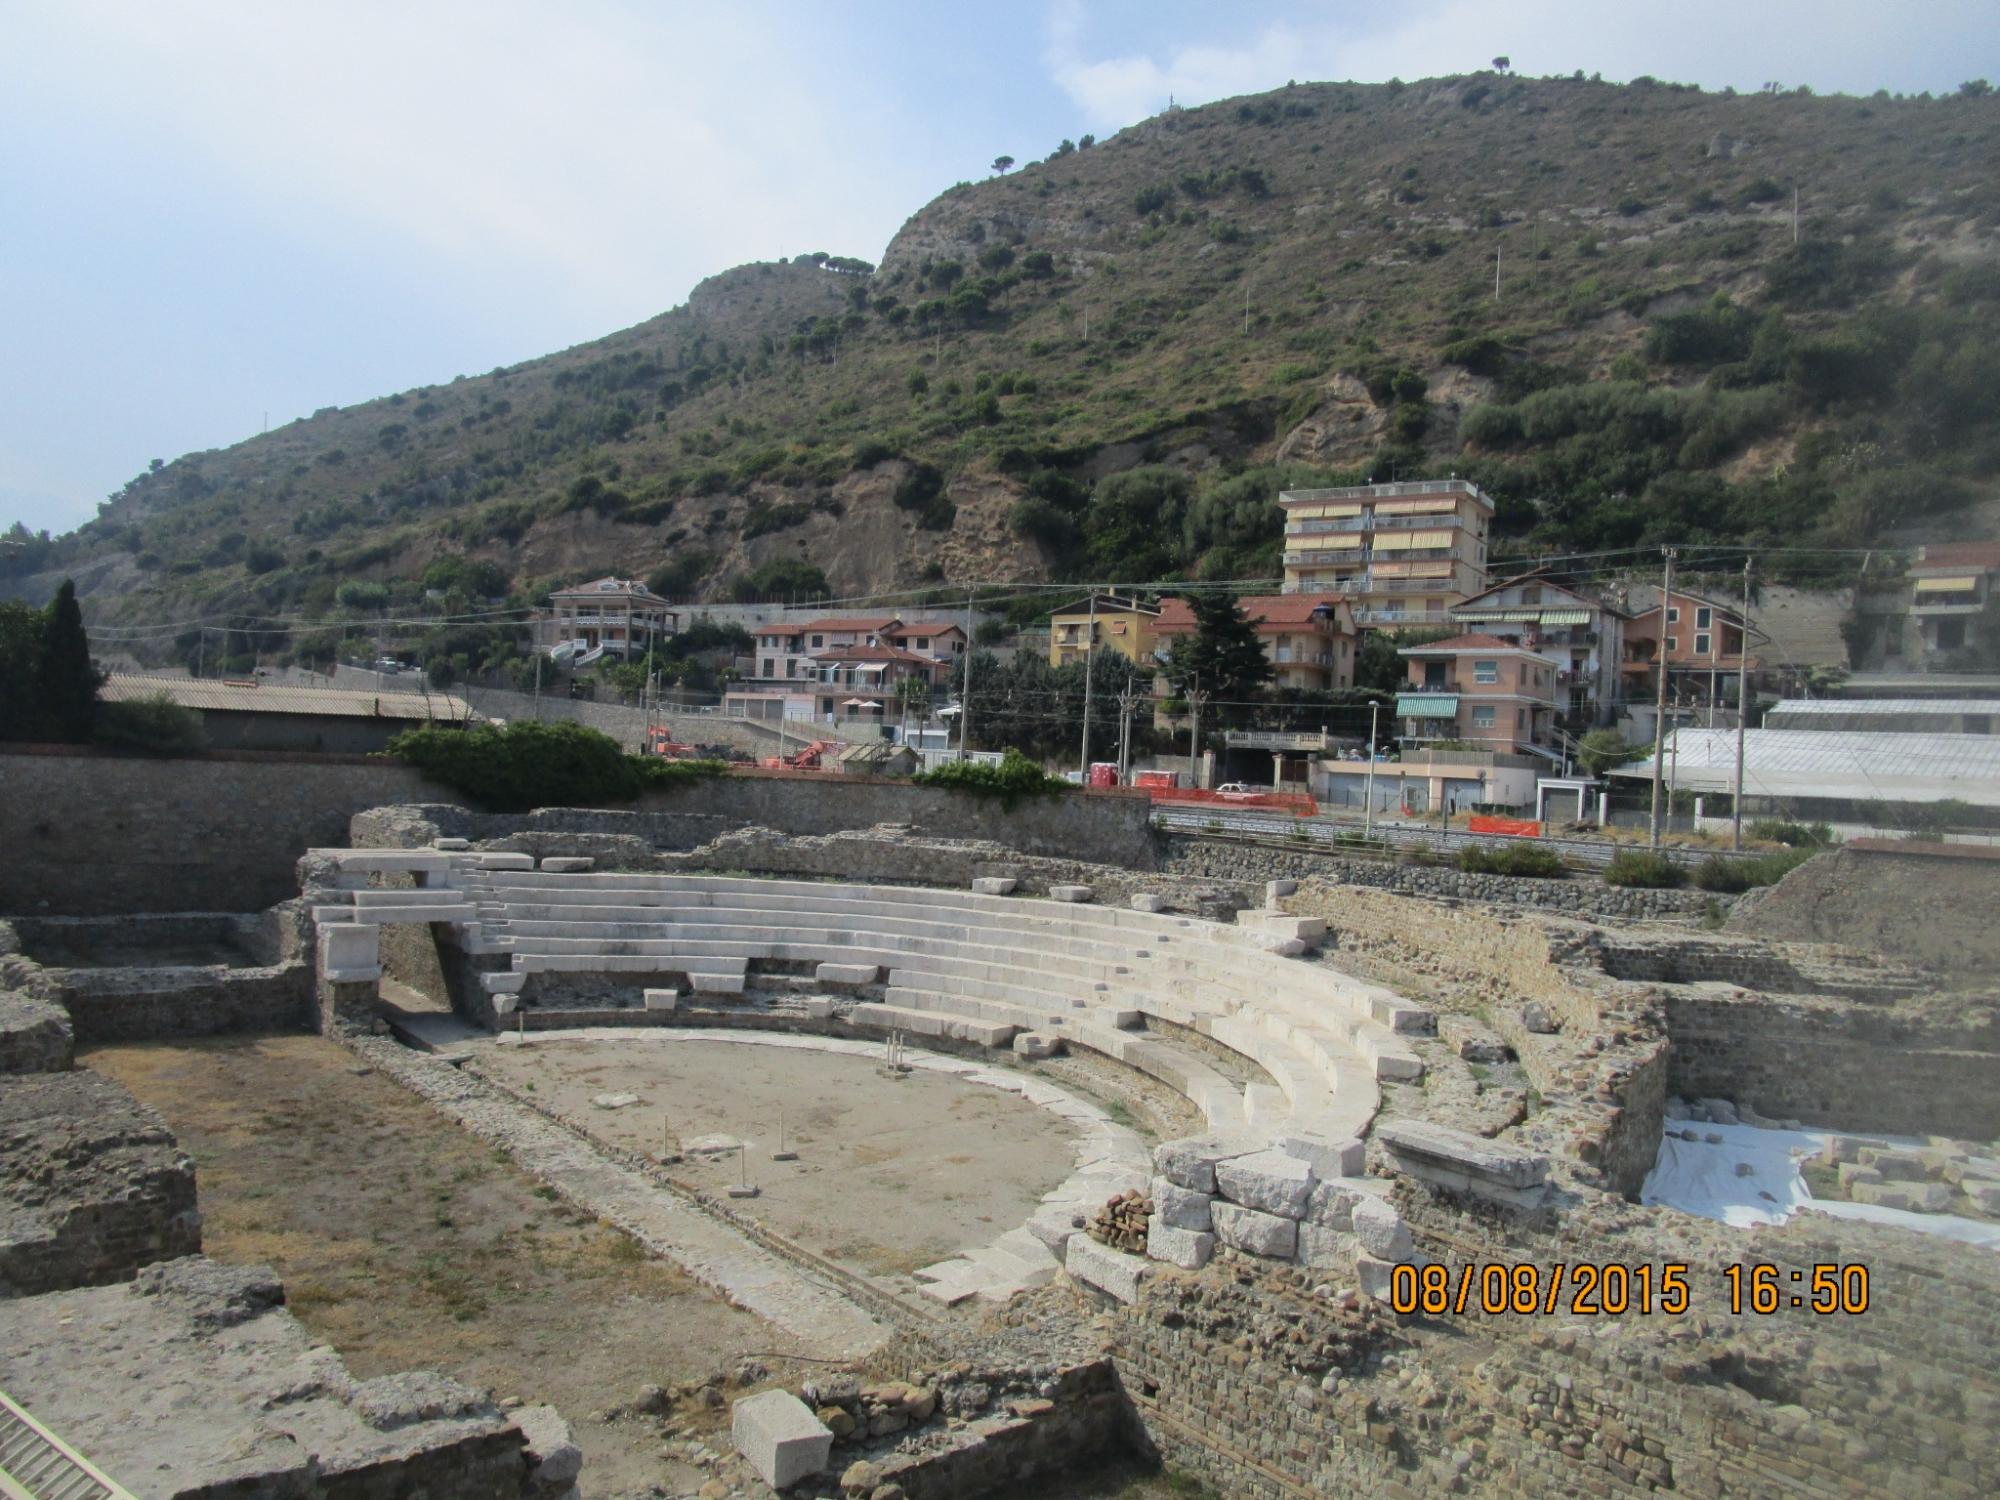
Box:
[1396, 633, 1558, 754]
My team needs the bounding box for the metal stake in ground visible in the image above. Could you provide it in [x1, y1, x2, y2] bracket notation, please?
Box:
[728, 1143, 759, 1199]
[771, 1107, 797, 1162]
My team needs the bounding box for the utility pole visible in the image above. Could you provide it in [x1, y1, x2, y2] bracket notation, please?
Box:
[1494, 242, 1502, 300]
[1243, 283, 1250, 335]
[960, 592, 976, 764]
[1732, 558, 1753, 851]
[1363, 699, 1380, 840]
[1117, 681, 1140, 785]
[1792, 186, 1800, 245]
[1078, 593, 1097, 779]
[533, 650, 542, 719]
[1186, 678, 1209, 790]
[1648, 547, 1677, 849]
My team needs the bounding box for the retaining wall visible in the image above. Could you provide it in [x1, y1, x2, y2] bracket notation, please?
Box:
[1165, 837, 1723, 919]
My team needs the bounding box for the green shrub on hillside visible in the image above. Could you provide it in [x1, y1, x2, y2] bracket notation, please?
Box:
[1602, 850, 1684, 888]
[1747, 819, 1837, 847]
[912, 748, 1068, 808]
[387, 720, 722, 813]
[1692, 848, 1815, 892]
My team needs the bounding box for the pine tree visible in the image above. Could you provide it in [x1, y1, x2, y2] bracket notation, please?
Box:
[38, 579, 102, 742]
[1168, 592, 1271, 724]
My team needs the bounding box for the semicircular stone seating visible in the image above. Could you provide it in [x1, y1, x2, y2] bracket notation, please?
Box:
[308, 848, 1437, 1297]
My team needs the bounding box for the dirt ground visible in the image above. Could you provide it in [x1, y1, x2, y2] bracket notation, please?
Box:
[84, 1035, 794, 1496]
[473, 1037, 1077, 1277]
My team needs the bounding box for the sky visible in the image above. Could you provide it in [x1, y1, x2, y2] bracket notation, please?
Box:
[2, 0, 1994, 538]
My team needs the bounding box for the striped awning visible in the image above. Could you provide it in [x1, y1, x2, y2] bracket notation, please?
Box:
[1914, 576, 1979, 592]
[1541, 609, 1592, 624]
[1396, 694, 1460, 718]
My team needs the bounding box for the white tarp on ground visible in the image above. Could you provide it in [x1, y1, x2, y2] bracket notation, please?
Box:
[1641, 1120, 2000, 1249]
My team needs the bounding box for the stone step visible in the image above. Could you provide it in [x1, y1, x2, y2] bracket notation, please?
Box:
[844, 1002, 1016, 1049]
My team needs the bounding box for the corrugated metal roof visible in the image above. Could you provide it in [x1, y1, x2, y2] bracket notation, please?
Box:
[1766, 698, 1999, 718]
[102, 674, 473, 721]
[1610, 728, 2000, 806]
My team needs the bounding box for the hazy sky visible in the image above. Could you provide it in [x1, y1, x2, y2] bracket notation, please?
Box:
[3, 0, 1993, 537]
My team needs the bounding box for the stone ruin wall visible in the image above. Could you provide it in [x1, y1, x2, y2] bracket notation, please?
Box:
[1282, 882, 1671, 1198]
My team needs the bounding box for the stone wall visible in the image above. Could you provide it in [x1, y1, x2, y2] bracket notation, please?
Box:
[0, 745, 459, 916]
[0, 990, 72, 1073]
[0, 1069, 201, 1297]
[1662, 987, 2000, 1137]
[1282, 882, 1670, 1198]
[1166, 837, 1723, 920]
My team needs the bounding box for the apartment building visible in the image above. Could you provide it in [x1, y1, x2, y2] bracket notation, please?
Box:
[1620, 585, 1757, 707]
[1152, 594, 1359, 692]
[751, 615, 966, 685]
[538, 577, 678, 665]
[1048, 596, 1160, 668]
[1277, 479, 1493, 625]
[1448, 573, 1627, 729]
[1396, 634, 1558, 754]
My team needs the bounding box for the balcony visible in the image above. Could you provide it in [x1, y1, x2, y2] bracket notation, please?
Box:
[1272, 648, 1334, 665]
[1283, 550, 1365, 566]
[1225, 729, 1332, 751]
[1366, 578, 1456, 595]
[1352, 607, 1452, 625]
[1281, 480, 1473, 502]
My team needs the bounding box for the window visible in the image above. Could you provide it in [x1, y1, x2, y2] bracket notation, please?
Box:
[1667, 607, 1680, 624]
[1665, 635, 1678, 652]
[1936, 619, 1967, 651]
[1694, 633, 1711, 656]
[916, 638, 929, 650]
[1696, 607, 1712, 629]
[759, 659, 774, 677]
[1517, 708, 1527, 729]
[1471, 705, 1496, 728]
[1473, 659, 1499, 684]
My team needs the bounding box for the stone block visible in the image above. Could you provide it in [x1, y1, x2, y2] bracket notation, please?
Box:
[1146, 1221, 1216, 1271]
[814, 962, 881, 988]
[1296, 1222, 1354, 1270]
[1837, 1163, 1884, 1190]
[690, 972, 747, 995]
[468, 852, 536, 871]
[1856, 1147, 1926, 1181]
[1818, 1136, 1863, 1167]
[538, 856, 595, 872]
[514, 1403, 582, 1489]
[1354, 1253, 1397, 1303]
[480, 971, 526, 995]
[1963, 1182, 2000, 1215]
[971, 877, 1017, 895]
[1351, 1197, 1414, 1261]
[0, 992, 73, 1074]
[1275, 1133, 1365, 1181]
[1149, 1175, 1214, 1232]
[1065, 1235, 1150, 1304]
[1519, 1000, 1557, 1034]
[1850, 1181, 1952, 1213]
[492, 994, 519, 1016]
[1049, 885, 1095, 903]
[732, 1389, 832, 1489]
[318, 922, 380, 974]
[1152, 1135, 1250, 1194]
[432, 837, 471, 851]
[1215, 1150, 1316, 1219]
[1265, 879, 1299, 902]
[1013, 1031, 1059, 1059]
[803, 997, 836, 1020]
[1377, 1119, 1548, 1191]
[1129, 893, 1169, 913]
[1305, 1177, 1373, 1229]
[643, 988, 679, 1012]
[1210, 1201, 1298, 1259]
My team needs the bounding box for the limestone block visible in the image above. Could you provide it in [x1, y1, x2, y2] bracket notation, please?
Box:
[970, 877, 1017, 896]
[1146, 1220, 1216, 1271]
[1153, 1135, 1250, 1194]
[1818, 1136, 1863, 1167]
[1149, 1175, 1214, 1232]
[1305, 1177, 1373, 1230]
[732, 1389, 832, 1489]
[1211, 1201, 1298, 1259]
[1296, 1222, 1355, 1270]
[1215, 1150, 1316, 1219]
[1351, 1197, 1414, 1261]
[1376, 1119, 1549, 1191]
[1850, 1181, 1952, 1213]
[492, 994, 519, 1017]
[1856, 1147, 1926, 1181]
[1065, 1235, 1150, 1304]
[1049, 885, 1095, 903]
[539, 856, 595, 873]
[318, 922, 380, 973]
[514, 1404, 582, 1489]
[1248, 933, 1308, 958]
[1245, 913, 1325, 944]
[1276, 1133, 1365, 1181]
[480, 971, 527, 995]
[803, 997, 836, 1020]
[1129, 893, 1169, 913]
[1265, 879, 1299, 902]
[1963, 1182, 2000, 1215]
[643, 988, 679, 1012]
[1519, 1000, 1557, 1034]
[1354, 1253, 1397, 1303]
[690, 972, 747, 995]
[432, 837, 472, 851]
[814, 962, 881, 988]
[1945, 1156, 2000, 1186]
[1837, 1163, 1884, 1190]
[1013, 1032, 1059, 1059]
[468, 852, 537, 871]
[1027, 1204, 1085, 1255]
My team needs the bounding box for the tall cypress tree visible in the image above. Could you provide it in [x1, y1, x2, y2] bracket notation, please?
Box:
[39, 579, 102, 742]
[1168, 591, 1272, 727]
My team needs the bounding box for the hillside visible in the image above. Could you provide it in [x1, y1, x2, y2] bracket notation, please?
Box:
[7, 72, 1998, 659]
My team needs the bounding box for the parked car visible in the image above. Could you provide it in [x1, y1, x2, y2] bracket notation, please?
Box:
[1215, 782, 1257, 796]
